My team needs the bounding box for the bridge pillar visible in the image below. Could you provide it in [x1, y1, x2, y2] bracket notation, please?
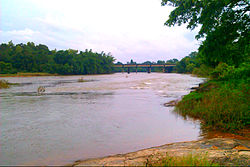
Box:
[127, 67, 130, 74]
[122, 65, 124, 73]
[147, 67, 151, 73]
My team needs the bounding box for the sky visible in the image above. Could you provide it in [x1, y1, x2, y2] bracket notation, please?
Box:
[0, 0, 200, 63]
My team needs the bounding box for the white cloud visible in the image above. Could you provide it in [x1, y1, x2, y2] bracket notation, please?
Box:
[1, 0, 200, 63]
[1, 28, 41, 41]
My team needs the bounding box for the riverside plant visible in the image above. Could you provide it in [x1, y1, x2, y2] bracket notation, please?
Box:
[176, 81, 249, 132]
[78, 77, 86, 82]
[148, 153, 219, 166]
[0, 79, 10, 89]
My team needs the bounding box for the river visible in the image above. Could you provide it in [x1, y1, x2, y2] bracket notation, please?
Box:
[0, 73, 204, 165]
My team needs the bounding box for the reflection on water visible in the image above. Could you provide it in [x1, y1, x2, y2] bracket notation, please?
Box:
[0, 73, 204, 165]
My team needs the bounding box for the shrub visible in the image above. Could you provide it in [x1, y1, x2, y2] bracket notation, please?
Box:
[192, 64, 213, 77]
[176, 81, 250, 131]
[210, 62, 250, 81]
[148, 153, 219, 166]
[0, 80, 10, 89]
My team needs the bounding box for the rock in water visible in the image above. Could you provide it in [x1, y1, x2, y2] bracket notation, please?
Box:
[37, 86, 45, 94]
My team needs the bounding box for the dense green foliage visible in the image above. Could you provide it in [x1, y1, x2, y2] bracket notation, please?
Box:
[176, 81, 249, 131]
[0, 41, 114, 75]
[174, 52, 199, 73]
[163, 0, 250, 131]
[176, 61, 250, 131]
[162, 0, 250, 67]
[172, 51, 214, 77]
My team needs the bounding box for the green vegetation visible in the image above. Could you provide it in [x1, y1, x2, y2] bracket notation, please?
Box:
[176, 80, 249, 131]
[162, 0, 250, 132]
[162, 0, 249, 68]
[0, 72, 57, 77]
[78, 77, 86, 82]
[0, 41, 114, 75]
[148, 153, 219, 166]
[174, 52, 200, 74]
[0, 80, 10, 89]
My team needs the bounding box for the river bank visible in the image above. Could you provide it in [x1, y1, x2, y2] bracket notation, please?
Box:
[0, 72, 58, 77]
[71, 138, 249, 166]
[175, 79, 249, 132]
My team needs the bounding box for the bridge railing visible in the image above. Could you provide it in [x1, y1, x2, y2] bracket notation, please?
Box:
[114, 64, 176, 67]
[113, 64, 176, 73]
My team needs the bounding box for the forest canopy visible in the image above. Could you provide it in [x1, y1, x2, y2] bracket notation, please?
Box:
[0, 41, 115, 75]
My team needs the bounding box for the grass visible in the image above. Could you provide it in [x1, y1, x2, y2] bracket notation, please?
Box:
[0, 72, 58, 77]
[176, 80, 249, 132]
[0, 79, 20, 89]
[148, 153, 219, 166]
[0, 79, 10, 89]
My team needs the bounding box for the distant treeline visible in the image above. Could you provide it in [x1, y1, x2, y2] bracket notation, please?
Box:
[0, 41, 114, 75]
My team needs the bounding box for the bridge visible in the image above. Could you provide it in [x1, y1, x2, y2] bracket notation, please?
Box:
[114, 64, 176, 73]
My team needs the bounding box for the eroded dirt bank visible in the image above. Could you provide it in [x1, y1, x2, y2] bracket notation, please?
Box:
[72, 138, 249, 166]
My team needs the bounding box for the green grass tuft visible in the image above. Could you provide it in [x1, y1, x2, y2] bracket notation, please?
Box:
[176, 81, 249, 132]
[148, 153, 219, 166]
[0, 80, 10, 89]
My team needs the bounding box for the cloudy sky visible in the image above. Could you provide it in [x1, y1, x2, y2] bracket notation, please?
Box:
[0, 0, 200, 63]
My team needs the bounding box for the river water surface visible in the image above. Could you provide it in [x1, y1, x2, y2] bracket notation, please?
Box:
[0, 73, 204, 165]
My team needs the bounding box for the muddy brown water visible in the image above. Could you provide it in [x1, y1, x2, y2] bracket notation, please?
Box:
[1, 73, 205, 165]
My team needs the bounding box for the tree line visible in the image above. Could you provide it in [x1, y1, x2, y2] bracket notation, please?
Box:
[0, 40, 195, 75]
[0, 41, 114, 75]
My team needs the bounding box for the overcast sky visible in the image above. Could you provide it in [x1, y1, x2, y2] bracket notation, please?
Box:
[0, 0, 200, 63]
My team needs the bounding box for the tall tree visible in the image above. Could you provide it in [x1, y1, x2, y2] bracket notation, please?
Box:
[162, 0, 250, 67]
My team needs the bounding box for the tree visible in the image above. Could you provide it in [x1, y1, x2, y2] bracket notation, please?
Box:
[0, 41, 115, 75]
[0, 61, 13, 74]
[157, 60, 165, 65]
[166, 58, 178, 64]
[162, 0, 250, 67]
[175, 52, 199, 73]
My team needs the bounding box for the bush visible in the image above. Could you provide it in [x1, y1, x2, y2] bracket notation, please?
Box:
[0, 61, 14, 74]
[148, 153, 218, 166]
[176, 81, 250, 131]
[0, 80, 10, 89]
[192, 64, 213, 77]
[210, 62, 250, 81]
[226, 62, 250, 81]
